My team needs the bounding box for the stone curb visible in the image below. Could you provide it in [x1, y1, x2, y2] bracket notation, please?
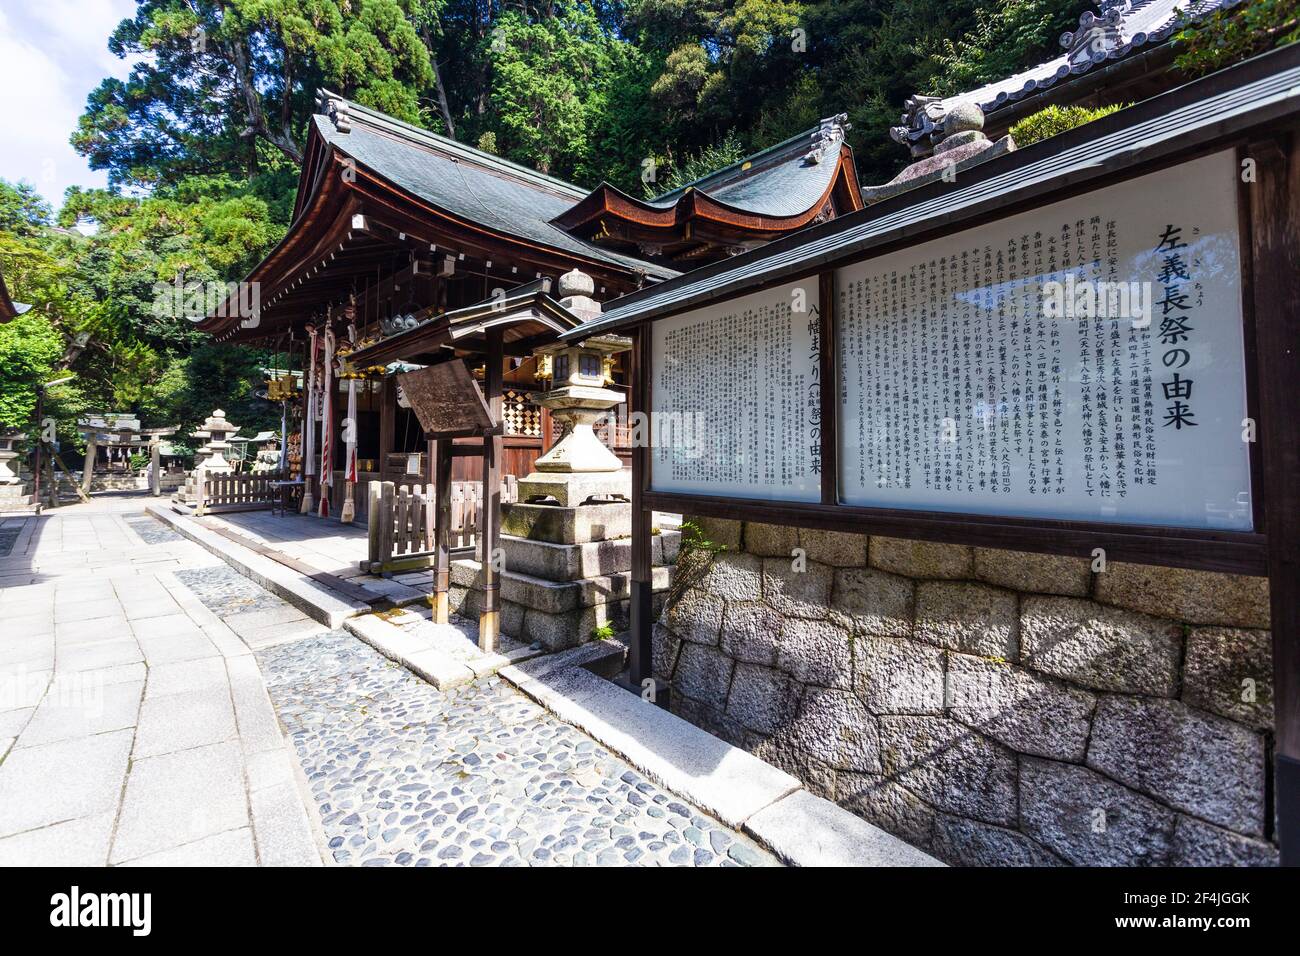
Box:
[147, 504, 367, 628]
[343, 612, 543, 690]
[496, 652, 945, 866]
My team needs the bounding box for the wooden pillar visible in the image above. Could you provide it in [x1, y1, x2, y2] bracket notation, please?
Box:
[80, 432, 97, 495]
[479, 330, 504, 651]
[625, 323, 666, 706]
[379, 375, 396, 480]
[540, 406, 553, 455]
[366, 479, 382, 570]
[149, 437, 161, 496]
[1248, 133, 1300, 865]
[431, 438, 452, 624]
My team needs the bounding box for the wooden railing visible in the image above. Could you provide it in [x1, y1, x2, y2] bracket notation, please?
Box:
[195, 470, 283, 515]
[363, 477, 518, 574]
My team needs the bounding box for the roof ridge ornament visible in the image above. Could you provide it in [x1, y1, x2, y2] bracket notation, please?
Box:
[870, 101, 1015, 204]
[1061, 1, 1130, 66]
[316, 89, 352, 133]
[804, 113, 851, 165]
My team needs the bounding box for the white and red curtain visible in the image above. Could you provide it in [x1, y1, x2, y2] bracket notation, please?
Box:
[318, 326, 335, 517]
[300, 326, 318, 513]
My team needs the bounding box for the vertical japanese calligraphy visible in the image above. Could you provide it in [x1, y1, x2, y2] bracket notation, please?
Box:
[650, 280, 821, 501]
[837, 150, 1252, 531]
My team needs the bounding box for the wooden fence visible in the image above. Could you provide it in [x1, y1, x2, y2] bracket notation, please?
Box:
[364, 477, 518, 574]
[194, 470, 283, 514]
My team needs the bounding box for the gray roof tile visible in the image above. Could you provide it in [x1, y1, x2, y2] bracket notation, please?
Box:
[314, 105, 677, 280]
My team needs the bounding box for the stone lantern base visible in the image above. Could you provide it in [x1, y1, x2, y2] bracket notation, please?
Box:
[440, 529, 679, 651]
[0, 434, 35, 513]
[0, 481, 36, 514]
[515, 471, 632, 510]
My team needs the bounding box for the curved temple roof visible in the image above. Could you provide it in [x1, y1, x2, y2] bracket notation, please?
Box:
[310, 97, 676, 279]
[554, 115, 862, 265]
[199, 91, 676, 341]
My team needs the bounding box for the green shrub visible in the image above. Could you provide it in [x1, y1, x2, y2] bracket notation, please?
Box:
[1173, 0, 1300, 77]
[1010, 103, 1127, 147]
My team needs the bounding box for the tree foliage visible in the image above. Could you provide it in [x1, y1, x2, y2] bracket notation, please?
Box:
[1173, 0, 1300, 76]
[1, 0, 1281, 458]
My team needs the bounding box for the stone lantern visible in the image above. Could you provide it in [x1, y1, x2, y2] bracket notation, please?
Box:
[0, 432, 34, 513]
[193, 409, 241, 473]
[0, 431, 25, 485]
[520, 316, 630, 507]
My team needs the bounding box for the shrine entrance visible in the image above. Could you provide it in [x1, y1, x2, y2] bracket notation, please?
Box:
[347, 279, 585, 650]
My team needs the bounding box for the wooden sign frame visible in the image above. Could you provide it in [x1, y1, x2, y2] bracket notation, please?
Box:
[639, 141, 1271, 577]
[625, 129, 1300, 865]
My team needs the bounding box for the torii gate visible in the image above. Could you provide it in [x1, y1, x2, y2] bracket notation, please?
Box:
[78, 414, 177, 496]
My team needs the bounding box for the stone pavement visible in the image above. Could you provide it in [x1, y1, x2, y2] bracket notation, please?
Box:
[0, 496, 779, 866]
[0, 495, 322, 865]
[258, 632, 774, 866]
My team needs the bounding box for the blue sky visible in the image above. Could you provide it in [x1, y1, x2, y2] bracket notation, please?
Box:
[0, 0, 138, 212]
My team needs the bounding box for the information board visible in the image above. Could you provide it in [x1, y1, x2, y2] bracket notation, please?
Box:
[650, 280, 822, 501]
[837, 150, 1252, 531]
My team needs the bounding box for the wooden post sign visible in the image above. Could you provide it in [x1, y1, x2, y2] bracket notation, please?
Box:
[602, 57, 1300, 863]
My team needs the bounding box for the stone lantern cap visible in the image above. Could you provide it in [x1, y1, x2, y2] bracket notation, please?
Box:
[558, 268, 595, 298]
[196, 405, 240, 434]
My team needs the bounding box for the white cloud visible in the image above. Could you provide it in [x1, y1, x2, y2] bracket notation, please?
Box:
[0, 0, 138, 212]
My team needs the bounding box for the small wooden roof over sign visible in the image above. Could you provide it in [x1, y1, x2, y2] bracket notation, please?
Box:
[396, 361, 493, 439]
[345, 278, 583, 368]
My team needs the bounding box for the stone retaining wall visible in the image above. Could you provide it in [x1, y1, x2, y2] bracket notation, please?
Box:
[653, 517, 1278, 866]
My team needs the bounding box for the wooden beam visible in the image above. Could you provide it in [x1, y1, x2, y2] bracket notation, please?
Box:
[1247, 132, 1300, 864]
[432, 438, 452, 624]
[478, 328, 504, 651]
[625, 322, 665, 705]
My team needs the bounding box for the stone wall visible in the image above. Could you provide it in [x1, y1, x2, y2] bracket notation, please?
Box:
[654, 517, 1278, 866]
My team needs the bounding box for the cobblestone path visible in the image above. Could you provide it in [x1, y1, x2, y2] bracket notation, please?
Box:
[173, 544, 778, 867]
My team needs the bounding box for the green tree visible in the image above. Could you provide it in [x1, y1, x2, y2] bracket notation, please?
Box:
[0, 180, 53, 238]
[0, 315, 63, 429]
[1173, 0, 1300, 76]
[931, 0, 1088, 97]
[74, 0, 436, 190]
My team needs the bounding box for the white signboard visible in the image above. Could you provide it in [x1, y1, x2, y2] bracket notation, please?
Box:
[838, 150, 1252, 531]
[651, 280, 822, 501]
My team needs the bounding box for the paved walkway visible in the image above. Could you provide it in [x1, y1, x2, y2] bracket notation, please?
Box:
[0, 495, 321, 865]
[0, 496, 776, 866]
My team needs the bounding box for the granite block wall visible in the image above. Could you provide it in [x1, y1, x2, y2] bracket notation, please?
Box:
[655, 517, 1278, 866]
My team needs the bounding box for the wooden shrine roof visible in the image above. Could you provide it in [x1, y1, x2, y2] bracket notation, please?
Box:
[553, 116, 863, 266]
[198, 92, 674, 344]
[893, 0, 1245, 153]
[305, 96, 677, 278]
